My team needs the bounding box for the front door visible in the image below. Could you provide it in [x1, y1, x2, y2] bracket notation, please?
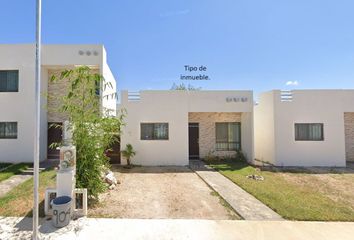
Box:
[47, 122, 62, 159]
[106, 137, 121, 164]
[189, 123, 199, 159]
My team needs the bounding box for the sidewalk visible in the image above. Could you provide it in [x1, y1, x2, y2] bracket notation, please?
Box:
[0, 159, 58, 198]
[1, 217, 354, 240]
[190, 160, 283, 220]
[0, 174, 32, 197]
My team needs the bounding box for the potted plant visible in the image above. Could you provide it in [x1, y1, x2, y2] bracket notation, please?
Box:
[121, 144, 136, 167]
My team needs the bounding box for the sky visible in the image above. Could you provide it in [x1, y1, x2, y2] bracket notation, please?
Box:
[1, 0, 354, 97]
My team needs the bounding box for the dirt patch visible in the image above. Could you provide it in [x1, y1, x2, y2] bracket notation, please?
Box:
[89, 166, 239, 220]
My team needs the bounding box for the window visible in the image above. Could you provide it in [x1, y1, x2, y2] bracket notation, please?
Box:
[215, 122, 241, 151]
[0, 122, 18, 139]
[295, 123, 324, 141]
[0, 70, 19, 92]
[141, 123, 168, 140]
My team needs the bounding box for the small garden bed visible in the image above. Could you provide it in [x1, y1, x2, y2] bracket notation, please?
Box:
[208, 159, 354, 221]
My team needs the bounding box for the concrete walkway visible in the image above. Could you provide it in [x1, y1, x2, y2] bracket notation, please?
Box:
[0, 174, 32, 197]
[1, 217, 354, 240]
[190, 160, 283, 220]
[0, 160, 56, 198]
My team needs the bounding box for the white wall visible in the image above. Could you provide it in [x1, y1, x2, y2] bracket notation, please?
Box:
[101, 47, 117, 116]
[254, 91, 276, 165]
[256, 90, 354, 167]
[119, 90, 253, 166]
[0, 45, 36, 163]
[120, 91, 189, 166]
[241, 112, 254, 162]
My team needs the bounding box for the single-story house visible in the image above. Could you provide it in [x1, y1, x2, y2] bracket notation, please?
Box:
[254, 90, 354, 167]
[118, 90, 254, 166]
[119, 89, 354, 167]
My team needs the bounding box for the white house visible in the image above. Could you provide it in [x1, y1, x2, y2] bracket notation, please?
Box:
[254, 90, 354, 167]
[0, 44, 116, 163]
[119, 90, 254, 166]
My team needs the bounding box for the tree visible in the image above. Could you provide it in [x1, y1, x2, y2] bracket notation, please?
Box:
[121, 144, 136, 166]
[51, 66, 125, 200]
[170, 83, 201, 91]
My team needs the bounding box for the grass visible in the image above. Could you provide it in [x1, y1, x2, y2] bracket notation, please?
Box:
[0, 168, 56, 217]
[0, 163, 31, 182]
[209, 160, 354, 221]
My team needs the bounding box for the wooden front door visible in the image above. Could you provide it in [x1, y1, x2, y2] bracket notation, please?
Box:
[47, 122, 62, 159]
[189, 123, 199, 159]
[106, 137, 121, 164]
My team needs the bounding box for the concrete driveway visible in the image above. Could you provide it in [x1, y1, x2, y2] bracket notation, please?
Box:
[89, 166, 239, 220]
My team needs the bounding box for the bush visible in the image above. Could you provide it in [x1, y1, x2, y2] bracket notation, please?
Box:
[203, 150, 221, 164]
[203, 150, 247, 164]
[51, 66, 125, 201]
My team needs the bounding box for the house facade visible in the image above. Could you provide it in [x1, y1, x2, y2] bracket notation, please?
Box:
[254, 90, 354, 167]
[1, 44, 353, 167]
[0, 44, 116, 163]
[119, 90, 254, 166]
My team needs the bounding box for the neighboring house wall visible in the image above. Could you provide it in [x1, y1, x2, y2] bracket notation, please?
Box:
[344, 112, 354, 162]
[0, 45, 36, 163]
[101, 48, 117, 116]
[119, 90, 253, 166]
[255, 90, 354, 167]
[0, 44, 116, 163]
[188, 112, 242, 158]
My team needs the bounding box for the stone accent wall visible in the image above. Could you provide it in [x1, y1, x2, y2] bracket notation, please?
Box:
[47, 69, 99, 123]
[47, 70, 70, 123]
[188, 112, 242, 158]
[344, 112, 354, 162]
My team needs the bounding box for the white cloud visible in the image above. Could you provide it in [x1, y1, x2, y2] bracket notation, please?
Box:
[285, 80, 299, 86]
[160, 9, 190, 18]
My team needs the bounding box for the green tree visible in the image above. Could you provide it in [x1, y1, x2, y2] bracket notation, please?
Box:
[51, 66, 125, 200]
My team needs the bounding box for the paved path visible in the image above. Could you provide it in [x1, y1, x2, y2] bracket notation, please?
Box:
[0, 160, 57, 198]
[1, 217, 354, 240]
[190, 160, 283, 220]
[0, 174, 32, 197]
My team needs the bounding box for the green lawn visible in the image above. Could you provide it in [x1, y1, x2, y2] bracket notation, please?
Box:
[0, 168, 56, 217]
[209, 160, 354, 221]
[0, 163, 30, 182]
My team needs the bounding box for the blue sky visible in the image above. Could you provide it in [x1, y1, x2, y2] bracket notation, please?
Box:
[1, 0, 354, 96]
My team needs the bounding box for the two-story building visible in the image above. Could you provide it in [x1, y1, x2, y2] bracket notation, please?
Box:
[0, 44, 116, 163]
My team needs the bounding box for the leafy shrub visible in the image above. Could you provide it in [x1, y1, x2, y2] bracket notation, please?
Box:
[203, 150, 220, 164]
[203, 150, 247, 164]
[51, 66, 125, 201]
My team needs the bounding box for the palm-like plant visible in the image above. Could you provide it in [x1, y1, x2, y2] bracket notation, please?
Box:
[121, 144, 136, 166]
